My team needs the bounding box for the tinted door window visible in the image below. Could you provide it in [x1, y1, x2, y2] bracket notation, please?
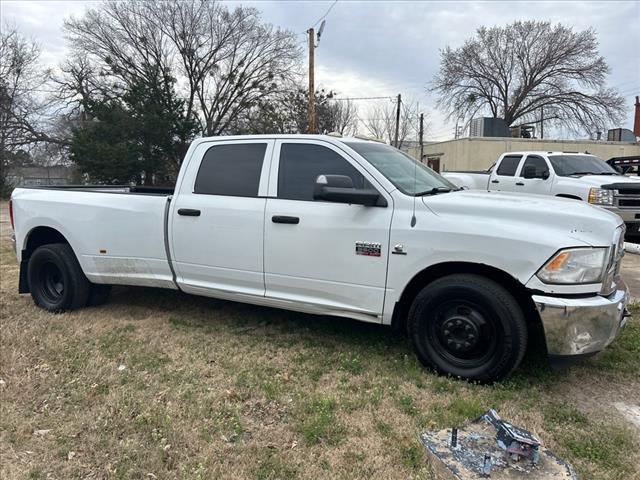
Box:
[194, 143, 266, 197]
[521, 156, 549, 177]
[278, 143, 368, 201]
[496, 155, 522, 176]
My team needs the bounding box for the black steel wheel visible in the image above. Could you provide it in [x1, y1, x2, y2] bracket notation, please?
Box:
[408, 274, 527, 383]
[28, 243, 90, 312]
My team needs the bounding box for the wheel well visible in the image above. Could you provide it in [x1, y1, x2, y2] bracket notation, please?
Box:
[391, 262, 540, 333]
[556, 194, 583, 201]
[23, 226, 70, 260]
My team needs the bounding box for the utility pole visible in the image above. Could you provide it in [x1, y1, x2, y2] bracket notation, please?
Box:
[307, 27, 316, 134]
[394, 93, 401, 147]
[419, 113, 424, 163]
[540, 106, 544, 139]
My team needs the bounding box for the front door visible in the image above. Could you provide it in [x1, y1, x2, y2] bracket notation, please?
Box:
[515, 155, 553, 195]
[170, 139, 274, 297]
[264, 140, 393, 319]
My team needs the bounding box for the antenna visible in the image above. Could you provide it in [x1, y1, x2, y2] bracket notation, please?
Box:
[410, 156, 417, 227]
[411, 112, 424, 228]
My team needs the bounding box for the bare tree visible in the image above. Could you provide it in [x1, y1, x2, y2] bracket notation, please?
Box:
[363, 99, 419, 148]
[431, 21, 625, 134]
[64, 0, 301, 136]
[0, 26, 71, 194]
[330, 99, 358, 136]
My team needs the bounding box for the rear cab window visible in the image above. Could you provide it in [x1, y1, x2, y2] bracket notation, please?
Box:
[194, 143, 267, 197]
[496, 155, 522, 176]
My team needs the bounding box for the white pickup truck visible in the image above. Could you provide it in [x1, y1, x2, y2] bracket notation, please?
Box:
[10, 135, 630, 382]
[442, 151, 640, 238]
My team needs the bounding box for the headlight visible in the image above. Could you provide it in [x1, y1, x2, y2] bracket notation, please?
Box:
[588, 187, 613, 206]
[536, 247, 608, 284]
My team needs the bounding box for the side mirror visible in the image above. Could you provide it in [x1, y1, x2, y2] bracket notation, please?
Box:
[313, 174, 385, 207]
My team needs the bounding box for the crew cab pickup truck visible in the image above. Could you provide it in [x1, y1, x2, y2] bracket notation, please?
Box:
[10, 136, 631, 382]
[442, 152, 640, 237]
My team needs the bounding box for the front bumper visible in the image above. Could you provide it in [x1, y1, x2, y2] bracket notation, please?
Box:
[602, 205, 640, 224]
[532, 276, 630, 358]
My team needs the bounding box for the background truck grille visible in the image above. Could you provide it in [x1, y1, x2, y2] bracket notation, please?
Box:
[618, 199, 640, 207]
[614, 188, 640, 209]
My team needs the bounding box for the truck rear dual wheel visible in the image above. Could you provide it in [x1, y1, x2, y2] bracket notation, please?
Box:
[28, 243, 111, 312]
[407, 274, 527, 383]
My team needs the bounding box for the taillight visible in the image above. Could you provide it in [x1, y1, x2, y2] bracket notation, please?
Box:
[9, 199, 14, 230]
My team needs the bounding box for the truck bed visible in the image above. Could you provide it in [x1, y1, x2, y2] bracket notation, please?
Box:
[11, 186, 176, 289]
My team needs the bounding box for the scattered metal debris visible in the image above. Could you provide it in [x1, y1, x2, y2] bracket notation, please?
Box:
[481, 409, 540, 464]
[420, 409, 578, 479]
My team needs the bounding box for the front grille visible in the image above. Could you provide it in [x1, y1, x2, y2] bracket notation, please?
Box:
[614, 187, 640, 209]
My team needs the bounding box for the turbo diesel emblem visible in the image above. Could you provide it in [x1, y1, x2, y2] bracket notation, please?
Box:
[355, 241, 381, 257]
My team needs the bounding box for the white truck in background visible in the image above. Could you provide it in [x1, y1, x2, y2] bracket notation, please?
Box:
[10, 136, 630, 382]
[442, 152, 640, 238]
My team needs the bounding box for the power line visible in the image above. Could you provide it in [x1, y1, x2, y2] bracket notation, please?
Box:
[313, 0, 338, 28]
[332, 96, 395, 101]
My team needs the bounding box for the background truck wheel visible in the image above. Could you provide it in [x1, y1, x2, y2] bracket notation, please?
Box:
[87, 283, 112, 306]
[407, 274, 527, 383]
[27, 243, 90, 312]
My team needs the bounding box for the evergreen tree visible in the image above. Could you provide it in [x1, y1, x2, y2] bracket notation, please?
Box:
[70, 77, 198, 185]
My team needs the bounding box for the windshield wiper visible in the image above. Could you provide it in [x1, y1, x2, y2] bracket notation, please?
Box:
[415, 187, 454, 196]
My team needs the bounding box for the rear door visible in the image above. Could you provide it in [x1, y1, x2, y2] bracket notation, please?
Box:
[263, 139, 393, 319]
[488, 155, 522, 191]
[515, 154, 553, 195]
[170, 139, 273, 297]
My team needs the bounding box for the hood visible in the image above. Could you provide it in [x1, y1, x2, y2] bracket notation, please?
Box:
[566, 174, 640, 187]
[422, 190, 621, 247]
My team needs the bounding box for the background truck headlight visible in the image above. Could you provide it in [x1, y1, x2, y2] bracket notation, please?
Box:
[588, 187, 614, 206]
[536, 247, 608, 284]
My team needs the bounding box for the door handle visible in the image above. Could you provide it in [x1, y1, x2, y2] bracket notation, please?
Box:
[272, 215, 299, 224]
[515, 182, 525, 186]
[491, 179, 499, 184]
[178, 208, 201, 216]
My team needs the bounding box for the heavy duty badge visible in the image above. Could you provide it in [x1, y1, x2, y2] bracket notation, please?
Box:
[355, 241, 381, 257]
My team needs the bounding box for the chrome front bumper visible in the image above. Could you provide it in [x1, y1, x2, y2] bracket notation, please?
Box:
[603, 205, 640, 223]
[533, 276, 630, 357]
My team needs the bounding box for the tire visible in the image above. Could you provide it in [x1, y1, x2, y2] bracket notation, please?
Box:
[407, 274, 527, 383]
[87, 283, 112, 307]
[27, 243, 90, 313]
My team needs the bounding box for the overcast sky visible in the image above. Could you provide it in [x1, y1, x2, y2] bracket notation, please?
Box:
[2, 0, 639, 140]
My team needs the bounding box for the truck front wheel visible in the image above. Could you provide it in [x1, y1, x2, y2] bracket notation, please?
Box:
[407, 274, 527, 383]
[27, 243, 90, 312]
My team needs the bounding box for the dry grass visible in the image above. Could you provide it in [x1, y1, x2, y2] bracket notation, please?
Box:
[1, 206, 639, 479]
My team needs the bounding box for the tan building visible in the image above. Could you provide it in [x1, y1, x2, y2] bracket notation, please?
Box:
[408, 137, 640, 172]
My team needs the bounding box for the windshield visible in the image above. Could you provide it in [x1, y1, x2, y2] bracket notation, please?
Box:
[549, 155, 619, 176]
[343, 142, 457, 195]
